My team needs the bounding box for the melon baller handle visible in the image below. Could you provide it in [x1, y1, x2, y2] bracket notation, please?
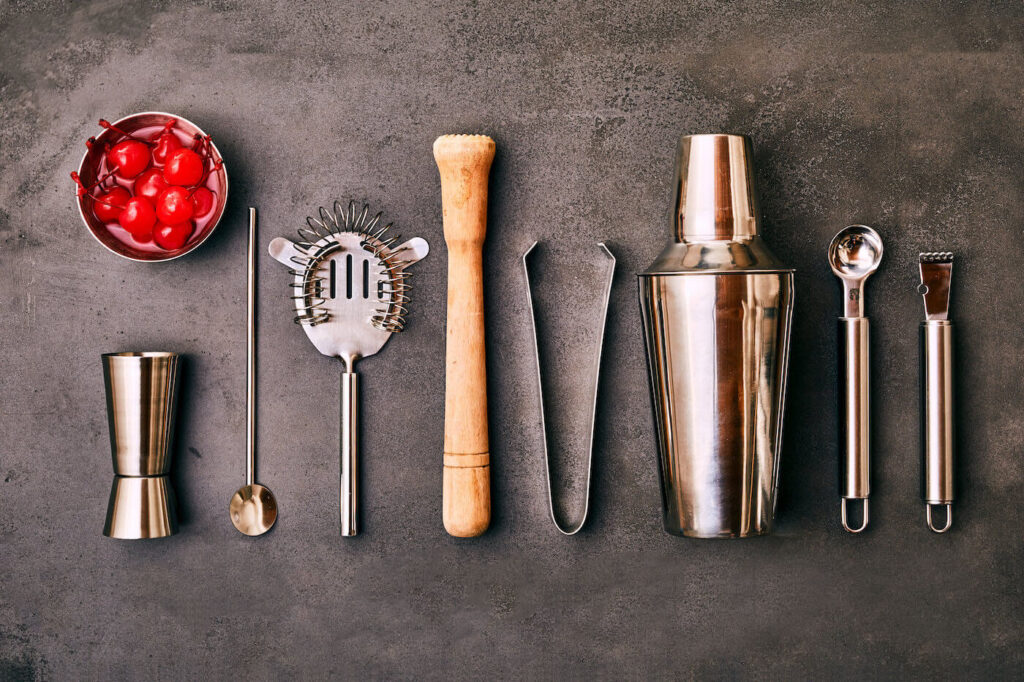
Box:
[839, 317, 870, 533]
[340, 359, 359, 537]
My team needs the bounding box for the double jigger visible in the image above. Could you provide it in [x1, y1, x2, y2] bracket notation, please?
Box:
[102, 352, 181, 539]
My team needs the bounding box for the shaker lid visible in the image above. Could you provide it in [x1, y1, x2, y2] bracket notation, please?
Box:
[641, 134, 793, 275]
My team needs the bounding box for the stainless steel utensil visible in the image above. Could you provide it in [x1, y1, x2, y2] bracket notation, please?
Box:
[828, 224, 883, 533]
[919, 251, 955, 533]
[522, 240, 615, 535]
[102, 351, 181, 539]
[639, 133, 795, 538]
[230, 208, 278, 537]
[270, 201, 428, 536]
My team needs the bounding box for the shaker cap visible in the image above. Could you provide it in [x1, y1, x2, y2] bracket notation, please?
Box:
[674, 134, 759, 240]
[641, 134, 791, 275]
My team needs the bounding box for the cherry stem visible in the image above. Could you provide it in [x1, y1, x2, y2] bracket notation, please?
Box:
[99, 119, 154, 146]
[179, 136, 221, 191]
[84, 192, 126, 211]
[69, 165, 121, 195]
[70, 171, 87, 196]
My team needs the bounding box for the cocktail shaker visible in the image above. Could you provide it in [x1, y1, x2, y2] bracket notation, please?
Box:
[102, 352, 181, 539]
[639, 134, 794, 538]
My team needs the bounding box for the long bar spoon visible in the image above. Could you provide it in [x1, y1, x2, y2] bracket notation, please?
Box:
[230, 207, 278, 536]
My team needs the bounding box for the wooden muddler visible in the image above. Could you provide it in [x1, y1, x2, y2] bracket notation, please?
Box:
[433, 134, 495, 537]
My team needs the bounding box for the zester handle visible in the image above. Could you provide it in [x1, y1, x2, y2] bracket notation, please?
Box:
[839, 317, 870, 533]
[922, 320, 954, 532]
[434, 134, 495, 538]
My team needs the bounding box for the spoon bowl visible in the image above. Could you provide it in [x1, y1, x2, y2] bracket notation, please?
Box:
[229, 484, 278, 536]
[829, 225, 884, 281]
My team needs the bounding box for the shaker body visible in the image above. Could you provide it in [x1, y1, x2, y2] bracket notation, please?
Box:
[640, 271, 794, 537]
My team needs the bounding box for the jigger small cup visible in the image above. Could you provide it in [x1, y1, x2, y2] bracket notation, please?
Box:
[102, 352, 181, 539]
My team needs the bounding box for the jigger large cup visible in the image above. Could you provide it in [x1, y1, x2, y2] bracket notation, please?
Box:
[102, 352, 181, 539]
[639, 134, 794, 538]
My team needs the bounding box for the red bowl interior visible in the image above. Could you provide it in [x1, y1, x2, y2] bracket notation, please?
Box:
[75, 112, 229, 262]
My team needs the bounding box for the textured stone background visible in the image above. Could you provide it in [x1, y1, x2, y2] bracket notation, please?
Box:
[1, 0, 1022, 679]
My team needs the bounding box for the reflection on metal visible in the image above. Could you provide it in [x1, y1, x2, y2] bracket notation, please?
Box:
[640, 134, 794, 538]
[102, 352, 180, 539]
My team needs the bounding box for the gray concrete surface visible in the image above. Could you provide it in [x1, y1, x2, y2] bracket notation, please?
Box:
[2, 0, 1023, 679]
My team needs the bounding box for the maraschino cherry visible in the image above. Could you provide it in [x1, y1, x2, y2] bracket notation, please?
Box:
[151, 120, 182, 165]
[119, 196, 157, 235]
[107, 140, 151, 179]
[189, 187, 215, 218]
[163, 148, 203, 186]
[154, 221, 193, 250]
[134, 168, 169, 202]
[130, 227, 154, 244]
[94, 187, 131, 222]
[156, 186, 195, 224]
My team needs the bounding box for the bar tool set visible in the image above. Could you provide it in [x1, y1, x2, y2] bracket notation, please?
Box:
[828, 225, 884, 533]
[639, 134, 795, 538]
[80, 110, 964, 540]
[270, 201, 429, 536]
[434, 134, 495, 538]
[919, 252, 956, 533]
[102, 352, 182, 539]
[230, 208, 279, 537]
[522, 241, 616, 535]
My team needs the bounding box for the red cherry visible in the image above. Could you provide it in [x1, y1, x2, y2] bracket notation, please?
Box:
[118, 196, 157, 235]
[107, 140, 150, 179]
[189, 187, 215, 218]
[154, 221, 194, 250]
[130, 227, 154, 244]
[93, 186, 131, 223]
[152, 131, 182, 165]
[163, 148, 203, 186]
[156, 186, 195, 224]
[134, 168, 169, 202]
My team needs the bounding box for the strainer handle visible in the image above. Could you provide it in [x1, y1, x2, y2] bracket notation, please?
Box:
[340, 370, 358, 536]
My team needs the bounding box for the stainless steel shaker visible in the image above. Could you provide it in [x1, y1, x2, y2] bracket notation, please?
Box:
[102, 352, 181, 539]
[639, 134, 794, 538]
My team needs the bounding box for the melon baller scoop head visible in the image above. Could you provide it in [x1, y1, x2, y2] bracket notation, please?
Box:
[270, 201, 428, 536]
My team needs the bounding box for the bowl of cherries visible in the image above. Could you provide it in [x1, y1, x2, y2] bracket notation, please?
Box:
[71, 112, 228, 261]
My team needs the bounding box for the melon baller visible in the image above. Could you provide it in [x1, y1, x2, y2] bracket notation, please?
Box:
[828, 224, 883, 533]
[270, 201, 428, 536]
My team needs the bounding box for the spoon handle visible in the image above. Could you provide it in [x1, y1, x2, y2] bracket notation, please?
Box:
[838, 317, 870, 533]
[247, 207, 256, 487]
